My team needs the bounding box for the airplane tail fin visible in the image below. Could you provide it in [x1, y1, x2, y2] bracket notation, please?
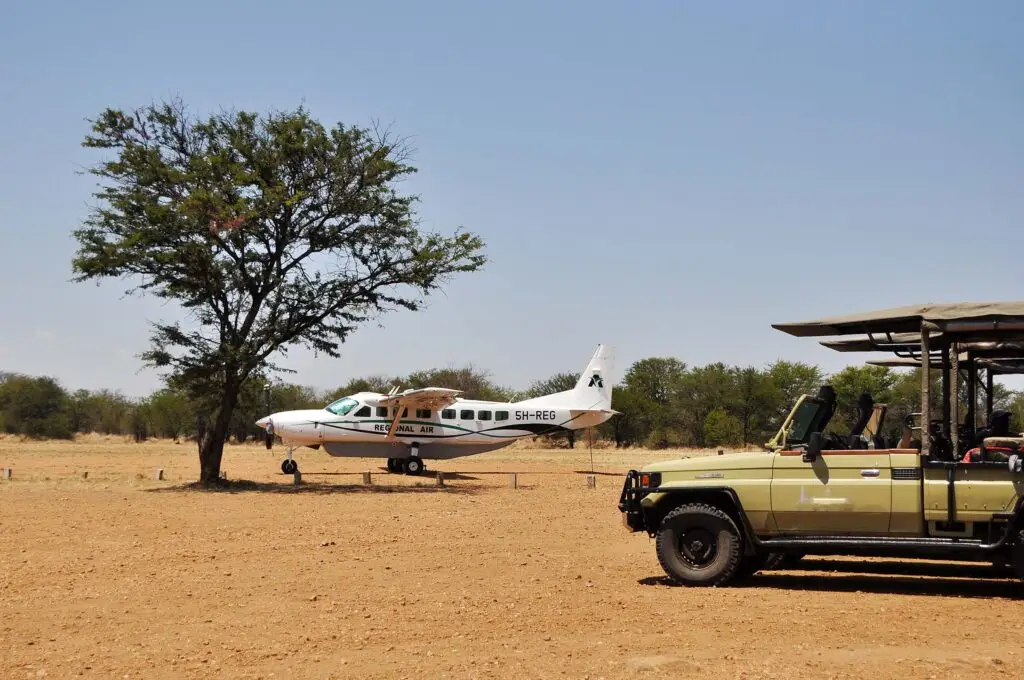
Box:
[517, 344, 615, 411]
[570, 343, 614, 411]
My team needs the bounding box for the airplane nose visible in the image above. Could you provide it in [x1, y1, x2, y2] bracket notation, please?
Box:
[255, 416, 271, 430]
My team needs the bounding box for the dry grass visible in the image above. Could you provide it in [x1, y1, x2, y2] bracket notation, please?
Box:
[2, 438, 1022, 679]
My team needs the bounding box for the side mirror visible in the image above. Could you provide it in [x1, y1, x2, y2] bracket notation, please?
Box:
[803, 431, 822, 463]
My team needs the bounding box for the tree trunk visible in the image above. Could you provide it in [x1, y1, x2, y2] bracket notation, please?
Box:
[198, 379, 241, 485]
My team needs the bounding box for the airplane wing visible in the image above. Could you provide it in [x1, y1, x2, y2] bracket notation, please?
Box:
[378, 387, 462, 437]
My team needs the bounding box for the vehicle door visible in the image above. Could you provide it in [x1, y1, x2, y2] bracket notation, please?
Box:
[924, 454, 1024, 528]
[771, 445, 893, 534]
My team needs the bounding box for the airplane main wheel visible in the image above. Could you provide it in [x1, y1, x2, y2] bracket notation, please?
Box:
[386, 458, 401, 473]
[403, 457, 424, 475]
[281, 459, 298, 474]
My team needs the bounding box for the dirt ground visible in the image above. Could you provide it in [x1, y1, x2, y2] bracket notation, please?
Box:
[2, 436, 1022, 680]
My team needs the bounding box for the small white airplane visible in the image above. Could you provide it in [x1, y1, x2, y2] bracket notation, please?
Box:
[255, 344, 617, 475]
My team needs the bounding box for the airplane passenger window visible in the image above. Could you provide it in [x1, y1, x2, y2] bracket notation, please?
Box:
[478, 410, 492, 420]
[416, 409, 431, 418]
[392, 408, 408, 417]
[441, 409, 456, 419]
[325, 397, 359, 416]
[376, 407, 388, 417]
[495, 411, 509, 421]
[460, 409, 474, 420]
[354, 406, 371, 417]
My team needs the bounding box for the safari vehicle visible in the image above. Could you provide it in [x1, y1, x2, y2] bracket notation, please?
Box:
[618, 302, 1024, 586]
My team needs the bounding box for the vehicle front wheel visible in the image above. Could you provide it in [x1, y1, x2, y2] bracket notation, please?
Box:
[655, 503, 742, 586]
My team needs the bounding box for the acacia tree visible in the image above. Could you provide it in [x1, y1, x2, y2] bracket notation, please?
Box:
[71, 99, 486, 484]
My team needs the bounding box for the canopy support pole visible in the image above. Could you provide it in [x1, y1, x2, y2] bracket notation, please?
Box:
[986, 368, 994, 424]
[950, 341, 959, 458]
[920, 325, 930, 455]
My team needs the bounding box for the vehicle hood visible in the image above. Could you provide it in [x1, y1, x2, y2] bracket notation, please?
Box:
[640, 451, 773, 474]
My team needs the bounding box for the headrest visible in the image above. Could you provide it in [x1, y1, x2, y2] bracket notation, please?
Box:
[983, 436, 1024, 450]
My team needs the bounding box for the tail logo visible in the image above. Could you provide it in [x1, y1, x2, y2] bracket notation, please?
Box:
[587, 373, 604, 388]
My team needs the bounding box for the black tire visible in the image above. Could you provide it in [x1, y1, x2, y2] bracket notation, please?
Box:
[403, 457, 423, 475]
[386, 458, 399, 473]
[764, 552, 804, 570]
[281, 459, 297, 474]
[655, 503, 743, 586]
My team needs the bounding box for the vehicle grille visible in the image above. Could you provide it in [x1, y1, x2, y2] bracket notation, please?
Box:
[892, 467, 922, 480]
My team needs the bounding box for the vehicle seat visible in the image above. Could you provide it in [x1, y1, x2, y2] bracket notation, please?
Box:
[846, 392, 873, 448]
[969, 410, 1012, 449]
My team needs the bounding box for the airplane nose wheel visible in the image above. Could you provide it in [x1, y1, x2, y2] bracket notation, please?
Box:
[280, 447, 298, 475]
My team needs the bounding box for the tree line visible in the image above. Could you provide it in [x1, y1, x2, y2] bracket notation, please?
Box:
[3, 358, 1021, 449]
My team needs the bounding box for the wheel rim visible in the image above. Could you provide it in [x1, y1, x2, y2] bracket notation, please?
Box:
[677, 527, 717, 567]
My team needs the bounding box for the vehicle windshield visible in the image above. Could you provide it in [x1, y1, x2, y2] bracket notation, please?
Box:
[325, 397, 359, 416]
[787, 400, 822, 444]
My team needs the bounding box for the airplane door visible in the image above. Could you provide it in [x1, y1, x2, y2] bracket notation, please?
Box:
[771, 448, 892, 534]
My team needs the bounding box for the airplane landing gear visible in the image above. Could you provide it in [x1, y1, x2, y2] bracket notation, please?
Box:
[281, 447, 298, 474]
[402, 457, 424, 475]
[386, 446, 425, 475]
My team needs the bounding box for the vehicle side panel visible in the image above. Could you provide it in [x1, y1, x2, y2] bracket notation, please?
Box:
[644, 469, 776, 534]
[923, 466, 965, 522]
[771, 450, 892, 535]
[951, 465, 1022, 522]
[888, 451, 925, 535]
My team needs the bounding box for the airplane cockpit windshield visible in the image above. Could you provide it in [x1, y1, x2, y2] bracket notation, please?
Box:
[325, 397, 359, 416]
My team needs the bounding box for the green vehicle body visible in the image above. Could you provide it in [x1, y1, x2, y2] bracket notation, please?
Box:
[618, 389, 1024, 585]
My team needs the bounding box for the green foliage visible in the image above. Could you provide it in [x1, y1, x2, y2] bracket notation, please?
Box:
[70, 98, 486, 482]
[825, 365, 899, 435]
[1010, 393, 1024, 434]
[597, 385, 651, 447]
[403, 366, 517, 402]
[0, 374, 74, 439]
[703, 407, 743, 447]
[4, 353, 1023, 449]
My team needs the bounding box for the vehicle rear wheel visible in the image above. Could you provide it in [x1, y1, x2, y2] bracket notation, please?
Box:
[655, 503, 742, 586]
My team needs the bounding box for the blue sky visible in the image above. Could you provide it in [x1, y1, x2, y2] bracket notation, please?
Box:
[1, 0, 1022, 397]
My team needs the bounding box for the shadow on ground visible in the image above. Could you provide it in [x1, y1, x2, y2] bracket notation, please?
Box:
[638, 562, 1023, 599]
[145, 478, 487, 495]
[794, 558, 1014, 580]
[303, 469, 483, 481]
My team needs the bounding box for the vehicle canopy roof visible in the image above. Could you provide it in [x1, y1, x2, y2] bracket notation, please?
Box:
[772, 301, 1024, 337]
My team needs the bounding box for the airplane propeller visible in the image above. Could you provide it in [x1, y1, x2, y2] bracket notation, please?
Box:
[264, 418, 274, 449]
